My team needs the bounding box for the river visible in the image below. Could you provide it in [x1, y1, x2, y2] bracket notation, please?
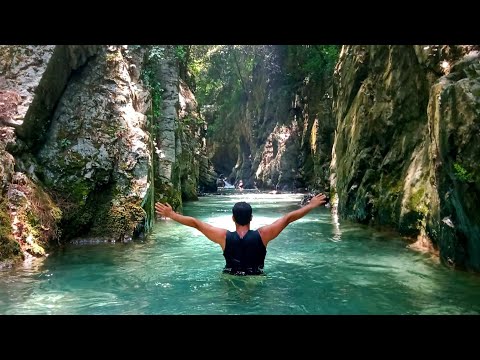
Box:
[1, 193, 479, 314]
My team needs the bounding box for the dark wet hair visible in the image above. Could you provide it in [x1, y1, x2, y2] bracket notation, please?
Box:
[232, 202, 252, 225]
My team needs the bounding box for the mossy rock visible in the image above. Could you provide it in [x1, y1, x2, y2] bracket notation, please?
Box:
[16, 181, 62, 256]
[154, 180, 182, 211]
[68, 181, 92, 204]
[0, 199, 21, 261]
[59, 203, 94, 240]
[91, 198, 146, 241]
[399, 210, 423, 236]
[181, 178, 198, 201]
[408, 187, 427, 214]
[141, 185, 155, 234]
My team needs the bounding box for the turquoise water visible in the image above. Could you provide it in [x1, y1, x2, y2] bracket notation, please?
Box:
[1, 193, 480, 315]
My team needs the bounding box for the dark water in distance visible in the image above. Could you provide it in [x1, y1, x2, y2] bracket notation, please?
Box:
[1, 193, 479, 314]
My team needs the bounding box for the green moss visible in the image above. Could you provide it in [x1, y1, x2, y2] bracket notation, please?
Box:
[182, 179, 198, 201]
[53, 175, 147, 242]
[141, 184, 155, 234]
[69, 181, 91, 205]
[390, 178, 404, 195]
[67, 152, 89, 169]
[91, 197, 146, 240]
[384, 178, 403, 209]
[141, 111, 156, 235]
[19, 182, 62, 256]
[0, 199, 21, 261]
[141, 57, 163, 119]
[60, 204, 94, 240]
[303, 155, 314, 181]
[330, 187, 337, 203]
[155, 180, 182, 212]
[409, 187, 427, 215]
[398, 186, 428, 236]
[54, 182, 95, 240]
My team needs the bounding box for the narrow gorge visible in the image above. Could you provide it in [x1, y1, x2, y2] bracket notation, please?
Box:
[1, 44, 479, 274]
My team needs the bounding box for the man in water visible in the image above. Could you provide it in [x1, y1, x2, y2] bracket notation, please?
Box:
[155, 193, 327, 275]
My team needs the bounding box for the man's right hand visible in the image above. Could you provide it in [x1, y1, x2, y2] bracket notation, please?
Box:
[309, 193, 327, 207]
[155, 202, 175, 218]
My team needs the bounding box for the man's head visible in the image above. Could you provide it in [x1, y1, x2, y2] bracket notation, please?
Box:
[232, 202, 252, 225]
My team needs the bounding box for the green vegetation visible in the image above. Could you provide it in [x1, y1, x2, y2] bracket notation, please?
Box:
[29, 184, 62, 247]
[91, 196, 145, 241]
[174, 45, 188, 62]
[141, 183, 155, 234]
[141, 45, 172, 120]
[2, 180, 63, 258]
[453, 162, 474, 183]
[155, 180, 182, 211]
[141, 64, 163, 119]
[188, 45, 264, 145]
[187, 45, 340, 145]
[68, 181, 91, 205]
[59, 138, 71, 149]
[148, 46, 164, 62]
[0, 198, 21, 260]
[285, 45, 340, 85]
[409, 187, 428, 216]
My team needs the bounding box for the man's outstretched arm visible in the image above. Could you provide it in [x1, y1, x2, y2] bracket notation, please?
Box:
[257, 193, 327, 246]
[155, 202, 227, 250]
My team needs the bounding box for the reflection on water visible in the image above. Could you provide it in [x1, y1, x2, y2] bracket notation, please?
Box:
[1, 193, 480, 314]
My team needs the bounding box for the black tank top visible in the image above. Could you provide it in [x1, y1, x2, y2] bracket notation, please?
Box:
[223, 230, 267, 275]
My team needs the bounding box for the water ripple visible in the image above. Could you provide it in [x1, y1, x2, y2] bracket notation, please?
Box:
[1, 193, 480, 314]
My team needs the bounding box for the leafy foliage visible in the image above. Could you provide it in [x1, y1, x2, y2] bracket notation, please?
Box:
[188, 45, 340, 143]
[59, 138, 71, 149]
[453, 162, 474, 183]
[148, 46, 165, 62]
[175, 45, 187, 62]
[141, 47, 164, 119]
[285, 45, 340, 85]
[188, 45, 264, 144]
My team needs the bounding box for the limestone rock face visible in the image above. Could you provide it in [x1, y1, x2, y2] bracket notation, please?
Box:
[153, 46, 213, 208]
[0, 44, 213, 263]
[331, 45, 430, 226]
[331, 45, 480, 271]
[35, 46, 150, 242]
[0, 126, 19, 266]
[426, 51, 480, 270]
[178, 79, 216, 198]
[0, 45, 99, 262]
[0, 45, 56, 125]
[0, 46, 99, 150]
[156, 46, 178, 185]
